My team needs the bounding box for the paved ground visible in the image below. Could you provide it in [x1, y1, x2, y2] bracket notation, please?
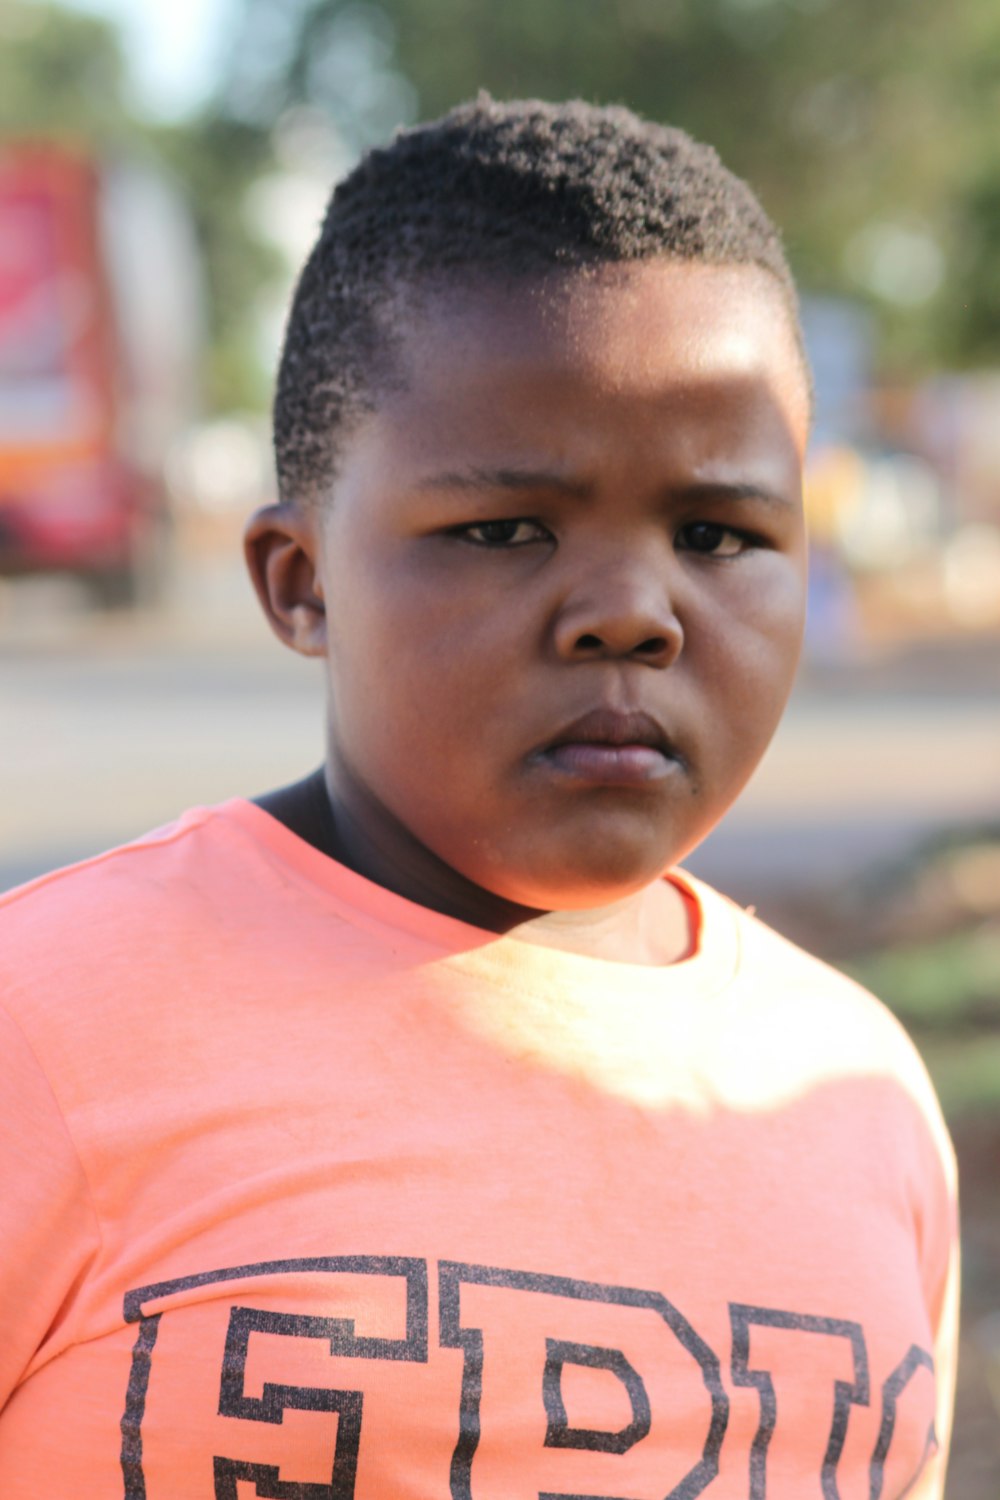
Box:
[2, 556, 999, 913]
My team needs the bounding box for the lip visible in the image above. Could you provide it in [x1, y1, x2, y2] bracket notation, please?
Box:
[533, 707, 684, 786]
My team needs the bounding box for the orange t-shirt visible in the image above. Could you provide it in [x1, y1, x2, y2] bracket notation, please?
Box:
[0, 800, 957, 1498]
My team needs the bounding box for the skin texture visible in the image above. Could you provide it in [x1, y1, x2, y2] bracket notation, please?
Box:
[246, 259, 811, 964]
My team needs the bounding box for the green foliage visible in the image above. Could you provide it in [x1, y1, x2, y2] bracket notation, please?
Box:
[941, 172, 1000, 366]
[908, 1034, 1000, 1118]
[0, 2, 129, 142]
[10, 0, 1000, 407]
[153, 117, 281, 412]
[845, 924, 1000, 1029]
[844, 921, 1000, 1118]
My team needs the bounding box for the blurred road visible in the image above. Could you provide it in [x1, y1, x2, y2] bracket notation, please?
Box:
[2, 554, 999, 915]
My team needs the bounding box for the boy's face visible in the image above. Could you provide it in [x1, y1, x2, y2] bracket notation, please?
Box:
[251, 259, 810, 913]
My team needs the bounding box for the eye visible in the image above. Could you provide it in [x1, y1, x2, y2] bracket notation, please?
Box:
[676, 521, 753, 558]
[456, 518, 550, 548]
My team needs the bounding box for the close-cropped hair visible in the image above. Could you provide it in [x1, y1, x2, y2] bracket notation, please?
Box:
[274, 93, 800, 507]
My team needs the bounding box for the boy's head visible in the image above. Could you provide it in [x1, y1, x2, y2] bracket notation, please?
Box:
[249, 97, 811, 921]
[273, 94, 804, 507]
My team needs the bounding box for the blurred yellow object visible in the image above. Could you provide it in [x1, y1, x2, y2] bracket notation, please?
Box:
[803, 444, 864, 546]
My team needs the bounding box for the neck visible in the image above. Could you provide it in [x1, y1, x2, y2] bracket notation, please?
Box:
[255, 766, 693, 965]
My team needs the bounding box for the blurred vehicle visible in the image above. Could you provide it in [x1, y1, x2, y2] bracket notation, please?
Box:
[0, 141, 202, 606]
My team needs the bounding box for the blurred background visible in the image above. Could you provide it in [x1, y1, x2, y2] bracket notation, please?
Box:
[1, 0, 998, 1488]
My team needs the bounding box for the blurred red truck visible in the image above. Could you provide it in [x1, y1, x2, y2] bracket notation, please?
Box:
[0, 141, 201, 604]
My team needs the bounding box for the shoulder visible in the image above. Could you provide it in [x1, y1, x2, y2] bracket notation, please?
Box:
[0, 803, 217, 925]
[0, 803, 250, 1030]
[687, 874, 956, 1182]
[693, 871, 918, 1034]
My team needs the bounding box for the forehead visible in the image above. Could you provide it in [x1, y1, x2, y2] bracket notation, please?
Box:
[337, 259, 810, 492]
[411, 258, 801, 389]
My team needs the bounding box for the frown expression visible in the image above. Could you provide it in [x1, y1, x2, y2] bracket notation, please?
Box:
[284, 260, 809, 910]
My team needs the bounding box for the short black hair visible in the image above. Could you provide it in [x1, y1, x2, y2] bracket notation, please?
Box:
[274, 94, 801, 506]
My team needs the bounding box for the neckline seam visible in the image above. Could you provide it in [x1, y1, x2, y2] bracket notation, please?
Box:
[221, 796, 741, 987]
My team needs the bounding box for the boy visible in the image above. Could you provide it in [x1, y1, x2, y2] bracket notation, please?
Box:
[0, 97, 957, 1497]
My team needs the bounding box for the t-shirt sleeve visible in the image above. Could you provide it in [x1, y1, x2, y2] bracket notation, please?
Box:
[914, 1161, 961, 1499]
[906, 1048, 961, 1500]
[0, 1002, 102, 1409]
[926, 1229, 960, 1499]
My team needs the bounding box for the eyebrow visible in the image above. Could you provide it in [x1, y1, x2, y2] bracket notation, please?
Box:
[416, 466, 794, 510]
[672, 480, 795, 511]
[415, 466, 592, 498]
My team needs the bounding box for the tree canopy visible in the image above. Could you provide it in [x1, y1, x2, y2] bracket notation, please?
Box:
[5, 0, 1000, 412]
[224, 0, 1000, 374]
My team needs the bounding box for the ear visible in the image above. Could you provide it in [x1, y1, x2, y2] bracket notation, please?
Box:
[244, 502, 327, 657]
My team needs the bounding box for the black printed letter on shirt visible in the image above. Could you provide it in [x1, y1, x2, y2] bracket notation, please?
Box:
[729, 1304, 870, 1500]
[440, 1260, 728, 1500]
[120, 1256, 427, 1500]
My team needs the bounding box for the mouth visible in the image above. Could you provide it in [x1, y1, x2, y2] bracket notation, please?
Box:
[533, 707, 685, 787]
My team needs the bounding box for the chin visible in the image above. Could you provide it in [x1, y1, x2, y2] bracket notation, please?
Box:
[485, 848, 677, 912]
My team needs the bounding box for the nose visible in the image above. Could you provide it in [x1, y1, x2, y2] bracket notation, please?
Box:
[551, 545, 684, 667]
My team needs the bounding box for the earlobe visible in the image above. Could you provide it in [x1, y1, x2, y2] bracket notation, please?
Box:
[243, 502, 328, 657]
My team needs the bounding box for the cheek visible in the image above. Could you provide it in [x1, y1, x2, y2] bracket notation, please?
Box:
[747, 563, 808, 671]
[696, 562, 806, 729]
[325, 569, 503, 756]
[731, 549, 807, 645]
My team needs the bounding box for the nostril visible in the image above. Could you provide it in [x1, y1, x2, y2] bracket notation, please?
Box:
[636, 636, 669, 656]
[575, 633, 603, 650]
